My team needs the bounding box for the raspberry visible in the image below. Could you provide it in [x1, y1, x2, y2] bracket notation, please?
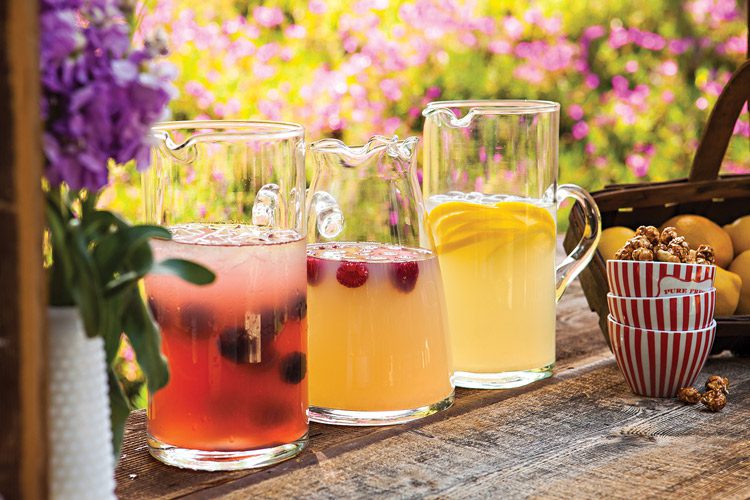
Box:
[336, 261, 369, 288]
[390, 261, 420, 293]
[307, 257, 322, 286]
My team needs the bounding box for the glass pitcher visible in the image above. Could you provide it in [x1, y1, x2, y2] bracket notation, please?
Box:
[306, 135, 454, 425]
[422, 100, 601, 389]
[143, 121, 308, 470]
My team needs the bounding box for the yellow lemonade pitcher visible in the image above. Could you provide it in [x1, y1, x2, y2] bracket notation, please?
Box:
[422, 100, 601, 389]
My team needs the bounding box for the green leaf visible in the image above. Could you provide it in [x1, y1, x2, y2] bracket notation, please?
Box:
[104, 272, 140, 296]
[100, 296, 128, 365]
[122, 295, 169, 393]
[45, 197, 75, 306]
[93, 232, 128, 278]
[82, 210, 126, 241]
[126, 224, 172, 243]
[151, 259, 216, 285]
[107, 368, 132, 463]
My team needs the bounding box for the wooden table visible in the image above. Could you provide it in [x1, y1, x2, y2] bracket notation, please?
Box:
[115, 241, 750, 499]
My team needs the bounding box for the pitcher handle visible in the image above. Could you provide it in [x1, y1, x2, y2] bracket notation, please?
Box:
[555, 184, 601, 303]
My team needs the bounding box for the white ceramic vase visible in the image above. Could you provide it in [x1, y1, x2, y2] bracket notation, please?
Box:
[48, 307, 116, 500]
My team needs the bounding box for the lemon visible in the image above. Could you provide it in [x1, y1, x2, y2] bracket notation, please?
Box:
[728, 250, 750, 315]
[715, 267, 742, 316]
[724, 215, 750, 257]
[426, 201, 555, 255]
[599, 226, 635, 260]
[661, 215, 734, 268]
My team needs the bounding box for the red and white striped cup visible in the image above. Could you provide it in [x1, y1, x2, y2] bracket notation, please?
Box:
[607, 316, 716, 398]
[606, 259, 715, 297]
[607, 288, 716, 331]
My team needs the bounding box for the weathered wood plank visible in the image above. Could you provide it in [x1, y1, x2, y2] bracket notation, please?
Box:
[202, 356, 750, 500]
[0, 1, 46, 498]
[115, 266, 605, 499]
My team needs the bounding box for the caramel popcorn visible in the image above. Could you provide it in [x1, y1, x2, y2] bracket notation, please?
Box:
[705, 375, 729, 395]
[695, 244, 716, 265]
[677, 387, 701, 404]
[614, 226, 715, 264]
[632, 247, 654, 261]
[614, 245, 633, 260]
[667, 236, 690, 262]
[631, 236, 654, 250]
[635, 225, 660, 247]
[656, 247, 680, 263]
[660, 226, 679, 245]
[701, 390, 727, 412]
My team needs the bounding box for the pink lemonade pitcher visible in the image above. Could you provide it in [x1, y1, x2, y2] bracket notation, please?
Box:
[143, 121, 308, 470]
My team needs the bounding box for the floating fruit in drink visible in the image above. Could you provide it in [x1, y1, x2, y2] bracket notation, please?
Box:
[425, 196, 557, 384]
[307, 242, 453, 423]
[146, 224, 308, 453]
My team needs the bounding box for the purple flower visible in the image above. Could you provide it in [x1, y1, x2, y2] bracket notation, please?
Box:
[425, 86, 442, 99]
[612, 75, 629, 93]
[625, 60, 638, 73]
[478, 146, 487, 163]
[40, 0, 174, 191]
[503, 16, 524, 40]
[668, 38, 693, 54]
[488, 40, 512, 54]
[608, 26, 630, 50]
[567, 104, 584, 121]
[585, 73, 600, 89]
[285, 24, 306, 38]
[253, 6, 284, 28]
[626, 153, 650, 177]
[309, 0, 327, 15]
[379, 79, 402, 101]
[384, 117, 401, 134]
[572, 121, 589, 140]
[660, 60, 678, 76]
[582, 25, 606, 42]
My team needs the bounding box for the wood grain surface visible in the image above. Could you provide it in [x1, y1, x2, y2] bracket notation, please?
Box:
[0, 1, 46, 498]
[115, 240, 750, 499]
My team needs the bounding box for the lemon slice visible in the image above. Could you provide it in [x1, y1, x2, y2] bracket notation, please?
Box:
[427, 200, 555, 255]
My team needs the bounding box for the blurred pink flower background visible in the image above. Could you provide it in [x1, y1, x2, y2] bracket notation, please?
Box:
[129, 0, 747, 190]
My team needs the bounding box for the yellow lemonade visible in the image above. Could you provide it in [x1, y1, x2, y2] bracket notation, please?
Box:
[307, 242, 453, 424]
[426, 198, 557, 387]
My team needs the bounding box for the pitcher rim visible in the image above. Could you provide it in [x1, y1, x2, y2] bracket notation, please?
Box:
[152, 120, 304, 141]
[423, 99, 560, 116]
[309, 135, 418, 161]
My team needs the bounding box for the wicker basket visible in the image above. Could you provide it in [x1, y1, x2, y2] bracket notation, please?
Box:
[564, 59, 750, 354]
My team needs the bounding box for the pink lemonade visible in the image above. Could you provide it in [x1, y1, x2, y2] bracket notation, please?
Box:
[145, 224, 308, 454]
[307, 242, 454, 422]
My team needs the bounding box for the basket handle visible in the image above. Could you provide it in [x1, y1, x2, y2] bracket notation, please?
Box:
[689, 59, 750, 182]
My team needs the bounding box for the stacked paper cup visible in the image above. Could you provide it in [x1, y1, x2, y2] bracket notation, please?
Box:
[606, 260, 718, 397]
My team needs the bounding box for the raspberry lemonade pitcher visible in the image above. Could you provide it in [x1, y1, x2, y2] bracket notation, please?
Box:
[306, 136, 454, 425]
[422, 101, 601, 389]
[143, 121, 308, 470]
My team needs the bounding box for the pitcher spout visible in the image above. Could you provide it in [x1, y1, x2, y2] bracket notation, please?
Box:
[309, 135, 418, 166]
